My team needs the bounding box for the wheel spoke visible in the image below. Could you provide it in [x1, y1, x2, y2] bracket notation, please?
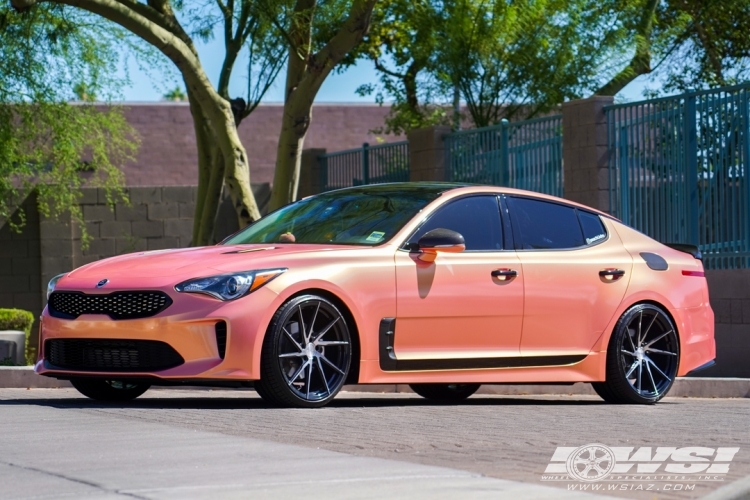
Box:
[621, 349, 636, 356]
[645, 356, 672, 381]
[627, 329, 637, 352]
[312, 317, 340, 344]
[316, 357, 331, 395]
[305, 357, 313, 399]
[298, 305, 309, 343]
[283, 327, 303, 352]
[637, 361, 643, 393]
[644, 330, 674, 348]
[625, 360, 639, 378]
[640, 313, 659, 345]
[319, 353, 345, 375]
[308, 302, 321, 339]
[287, 360, 310, 386]
[637, 310, 644, 344]
[645, 347, 677, 356]
[279, 352, 304, 358]
[644, 358, 659, 396]
[316, 340, 349, 346]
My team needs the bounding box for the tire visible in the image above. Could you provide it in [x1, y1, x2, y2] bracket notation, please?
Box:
[409, 383, 481, 401]
[592, 303, 680, 404]
[259, 295, 352, 408]
[71, 378, 150, 402]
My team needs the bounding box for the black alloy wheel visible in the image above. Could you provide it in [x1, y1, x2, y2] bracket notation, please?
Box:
[592, 304, 680, 404]
[409, 383, 481, 401]
[71, 378, 151, 402]
[258, 295, 352, 408]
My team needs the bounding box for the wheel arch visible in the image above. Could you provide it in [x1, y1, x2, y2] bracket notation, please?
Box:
[270, 287, 362, 385]
[596, 298, 682, 356]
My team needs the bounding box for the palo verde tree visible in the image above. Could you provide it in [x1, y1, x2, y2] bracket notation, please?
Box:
[0, 4, 135, 247]
[264, 0, 378, 211]
[11, 0, 287, 246]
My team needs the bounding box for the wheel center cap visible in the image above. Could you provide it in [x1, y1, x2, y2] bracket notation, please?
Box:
[636, 347, 644, 361]
[304, 343, 315, 360]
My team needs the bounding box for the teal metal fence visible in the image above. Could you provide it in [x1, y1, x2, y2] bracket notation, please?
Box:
[444, 115, 563, 196]
[606, 83, 750, 269]
[319, 141, 410, 192]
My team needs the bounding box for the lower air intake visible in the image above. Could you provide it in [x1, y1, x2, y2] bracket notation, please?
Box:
[46, 339, 184, 372]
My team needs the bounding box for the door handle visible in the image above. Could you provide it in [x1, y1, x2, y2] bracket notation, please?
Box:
[599, 268, 625, 281]
[491, 268, 518, 280]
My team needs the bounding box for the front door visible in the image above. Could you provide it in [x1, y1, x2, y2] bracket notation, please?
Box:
[505, 196, 632, 356]
[392, 195, 524, 369]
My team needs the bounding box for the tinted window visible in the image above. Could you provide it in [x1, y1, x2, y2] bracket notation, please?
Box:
[407, 196, 503, 251]
[579, 211, 607, 245]
[223, 186, 442, 246]
[508, 197, 584, 250]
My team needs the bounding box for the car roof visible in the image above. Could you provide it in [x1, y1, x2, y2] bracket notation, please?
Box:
[323, 182, 615, 220]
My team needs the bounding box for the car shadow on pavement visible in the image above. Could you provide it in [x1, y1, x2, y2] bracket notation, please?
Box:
[0, 393, 679, 410]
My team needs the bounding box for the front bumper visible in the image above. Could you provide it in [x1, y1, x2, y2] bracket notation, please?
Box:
[37, 287, 278, 381]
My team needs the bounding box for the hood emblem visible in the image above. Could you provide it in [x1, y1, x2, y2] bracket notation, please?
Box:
[96, 279, 109, 288]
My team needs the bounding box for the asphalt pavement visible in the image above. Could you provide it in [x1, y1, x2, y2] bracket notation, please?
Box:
[0, 388, 748, 500]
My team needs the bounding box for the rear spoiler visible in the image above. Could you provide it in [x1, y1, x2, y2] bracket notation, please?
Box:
[664, 243, 702, 261]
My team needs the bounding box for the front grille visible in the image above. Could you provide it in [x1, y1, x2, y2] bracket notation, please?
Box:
[49, 291, 172, 320]
[215, 321, 227, 359]
[46, 339, 184, 372]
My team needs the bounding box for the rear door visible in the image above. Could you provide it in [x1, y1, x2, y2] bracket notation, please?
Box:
[506, 196, 632, 356]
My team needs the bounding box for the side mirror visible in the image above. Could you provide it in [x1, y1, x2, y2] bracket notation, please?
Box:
[414, 228, 466, 262]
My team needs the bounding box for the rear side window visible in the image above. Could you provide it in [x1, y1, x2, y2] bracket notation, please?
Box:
[578, 211, 607, 245]
[407, 195, 503, 251]
[507, 197, 584, 250]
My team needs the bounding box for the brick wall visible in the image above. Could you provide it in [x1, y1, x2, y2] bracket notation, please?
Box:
[117, 103, 397, 187]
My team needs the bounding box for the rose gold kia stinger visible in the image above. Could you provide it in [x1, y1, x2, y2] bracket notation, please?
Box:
[39, 183, 715, 407]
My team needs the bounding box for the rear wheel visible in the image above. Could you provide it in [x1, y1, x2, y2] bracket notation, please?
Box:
[409, 383, 481, 401]
[71, 379, 150, 402]
[592, 304, 680, 404]
[259, 295, 352, 408]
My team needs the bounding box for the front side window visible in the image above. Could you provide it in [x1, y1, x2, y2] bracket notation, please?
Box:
[406, 195, 504, 251]
[223, 186, 443, 246]
[507, 197, 584, 250]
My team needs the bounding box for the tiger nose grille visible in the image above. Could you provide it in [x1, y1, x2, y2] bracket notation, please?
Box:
[48, 291, 172, 320]
[46, 339, 184, 372]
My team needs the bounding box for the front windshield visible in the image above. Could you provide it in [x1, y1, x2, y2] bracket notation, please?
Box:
[222, 185, 444, 246]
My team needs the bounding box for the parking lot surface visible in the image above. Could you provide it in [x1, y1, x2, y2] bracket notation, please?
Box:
[0, 388, 748, 500]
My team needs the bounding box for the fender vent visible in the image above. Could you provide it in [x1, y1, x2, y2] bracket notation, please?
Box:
[215, 321, 227, 359]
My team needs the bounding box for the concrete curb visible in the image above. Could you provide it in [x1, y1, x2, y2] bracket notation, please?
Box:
[2, 367, 749, 398]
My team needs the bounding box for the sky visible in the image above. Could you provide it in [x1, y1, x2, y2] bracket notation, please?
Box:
[119, 33, 654, 104]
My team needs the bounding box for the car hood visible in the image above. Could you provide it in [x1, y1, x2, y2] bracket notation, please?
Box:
[65, 244, 361, 282]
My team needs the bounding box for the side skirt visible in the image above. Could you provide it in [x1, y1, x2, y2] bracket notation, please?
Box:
[378, 318, 586, 372]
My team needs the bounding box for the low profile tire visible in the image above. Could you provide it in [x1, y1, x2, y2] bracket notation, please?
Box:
[70, 379, 150, 402]
[409, 383, 481, 401]
[259, 295, 352, 408]
[592, 303, 680, 404]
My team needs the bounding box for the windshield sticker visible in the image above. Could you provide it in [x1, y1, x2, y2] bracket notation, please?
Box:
[365, 231, 386, 243]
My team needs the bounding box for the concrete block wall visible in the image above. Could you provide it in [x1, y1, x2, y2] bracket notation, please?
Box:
[2, 184, 270, 357]
[703, 270, 750, 377]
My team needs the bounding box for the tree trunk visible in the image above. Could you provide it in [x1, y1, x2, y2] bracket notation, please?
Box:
[270, 101, 311, 211]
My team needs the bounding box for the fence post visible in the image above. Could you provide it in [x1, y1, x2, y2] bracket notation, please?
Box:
[499, 119, 509, 187]
[684, 95, 700, 245]
[562, 95, 615, 213]
[743, 92, 750, 268]
[298, 148, 326, 198]
[408, 126, 452, 182]
[362, 142, 370, 185]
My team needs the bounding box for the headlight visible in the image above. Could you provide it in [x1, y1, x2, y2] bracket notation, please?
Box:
[174, 269, 286, 301]
[47, 273, 67, 300]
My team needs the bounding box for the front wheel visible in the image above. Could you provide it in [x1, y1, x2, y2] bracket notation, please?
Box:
[409, 383, 481, 401]
[592, 303, 680, 404]
[259, 295, 352, 408]
[71, 379, 150, 402]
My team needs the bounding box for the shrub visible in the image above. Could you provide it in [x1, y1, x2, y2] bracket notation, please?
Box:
[0, 308, 35, 365]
